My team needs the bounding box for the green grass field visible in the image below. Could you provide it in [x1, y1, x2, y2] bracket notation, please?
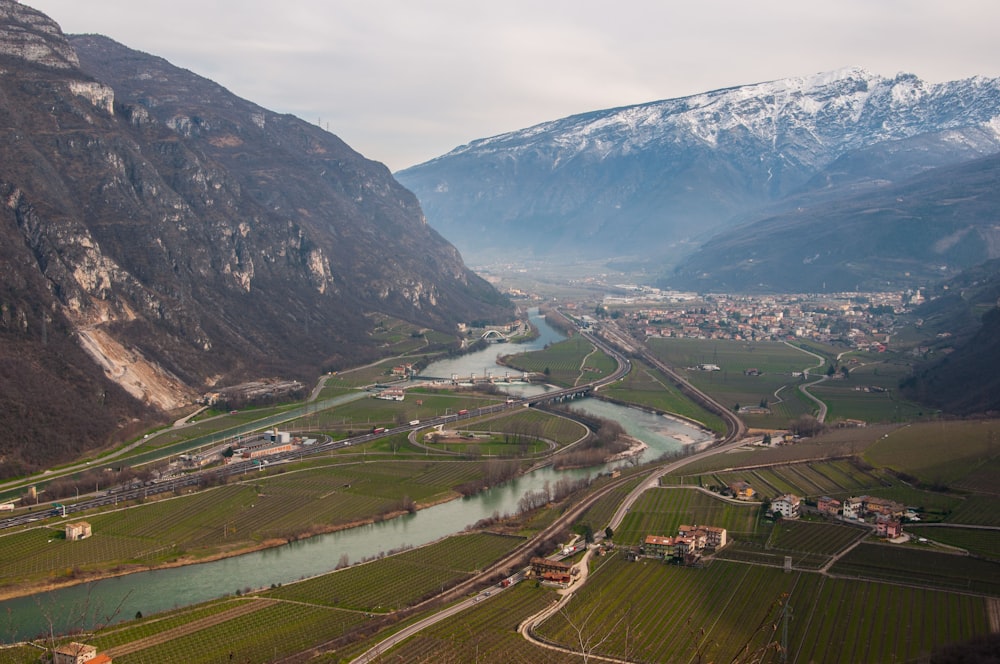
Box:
[501, 336, 617, 387]
[601, 359, 727, 433]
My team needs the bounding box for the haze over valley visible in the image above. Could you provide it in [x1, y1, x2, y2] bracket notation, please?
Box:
[1, 3, 999, 663]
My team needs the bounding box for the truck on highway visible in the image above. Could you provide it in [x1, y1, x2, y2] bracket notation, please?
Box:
[371, 426, 387, 434]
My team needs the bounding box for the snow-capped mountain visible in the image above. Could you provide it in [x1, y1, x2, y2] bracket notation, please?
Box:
[396, 68, 1000, 266]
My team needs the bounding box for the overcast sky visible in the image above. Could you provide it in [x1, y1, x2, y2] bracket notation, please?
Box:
[24, 0, 1000, 171]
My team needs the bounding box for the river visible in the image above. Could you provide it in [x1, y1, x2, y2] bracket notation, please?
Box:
[1, 309, 712, 641]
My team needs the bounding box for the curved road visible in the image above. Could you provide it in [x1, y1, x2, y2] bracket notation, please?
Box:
[347, 322, 749, 663]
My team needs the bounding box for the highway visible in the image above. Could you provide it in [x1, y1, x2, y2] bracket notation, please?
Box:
[0, 329, 632, 532]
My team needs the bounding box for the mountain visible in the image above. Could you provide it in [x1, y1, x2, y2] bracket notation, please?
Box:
[0, 1, 510, 475]
[670, 152, 1000, 293]
[395, 68, 1000, 267]
[899, 259, 1000, 415]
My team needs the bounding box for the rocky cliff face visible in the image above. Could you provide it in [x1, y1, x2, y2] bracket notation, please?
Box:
[0, 1, 510, 474]
[396, 68, 1000, 266]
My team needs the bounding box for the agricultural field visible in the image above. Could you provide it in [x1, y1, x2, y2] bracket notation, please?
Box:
[864, 420, 1000, 488]
[365, 583, 574, 664]
[501, 336, 617, 388]
[534, 554, 992, 664]
[575, 476, 646, 536]
[830, 542, 1000, 595]
[661, 424, 894, 477]
[905, 526, 1000, 561]
[947, 494, 1000, 527]
[810, 353, 928, 424]
[615, 487, 762, 545]
[708, 457, 894, 501]
[265, 532, 523, 612]
[717, 519, 867, 570]
[646, 337, 824, 428]
[0, 460, 493, 595]
[601, 359, 727, 433]
[90, 597, 366, 663]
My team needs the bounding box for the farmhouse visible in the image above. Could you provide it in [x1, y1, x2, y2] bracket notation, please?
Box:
[65, 521, 92, 541]
[52, 642, 112, 664]
[728, 481, 757, 500]
[530, 557, 573, 585]
[684, 524, 727, 548]
[391, 363, 414, 377]
[771, 494, 801, 520]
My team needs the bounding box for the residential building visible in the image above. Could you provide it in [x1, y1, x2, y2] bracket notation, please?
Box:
[53, 642, 112, 664]
[643, 535, 674, 558]
[772, 494, 801, 519]
[817, 496, 841, 516]
[729, 481, 757, 500]
[842, 496, 865, 520]
[864, 497, 904, 518]
[875, 516, 903, 539]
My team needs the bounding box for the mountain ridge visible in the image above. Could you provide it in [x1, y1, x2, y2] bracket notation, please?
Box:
[0, 2, 510, 474]
[396, 67, 1000, 266]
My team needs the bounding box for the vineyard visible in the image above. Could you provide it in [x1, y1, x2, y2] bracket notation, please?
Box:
[829, 542, 1000, 595]
[265, 532, 523, 611]
[372, 583, 576, 663]
[94, 597, 365, 663]
[614, 487, 761, 545]
[905, 526, 1000, 561]
[717, 519, 867, 570]
[533, 554, 992, 664]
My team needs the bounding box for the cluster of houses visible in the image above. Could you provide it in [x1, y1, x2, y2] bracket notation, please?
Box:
[769, 493, 906, 538]
[819, 494, 908, 538]
[641, 524, 728, 565]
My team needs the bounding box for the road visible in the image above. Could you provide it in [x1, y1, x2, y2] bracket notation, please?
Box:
[346, 321, 750, 663]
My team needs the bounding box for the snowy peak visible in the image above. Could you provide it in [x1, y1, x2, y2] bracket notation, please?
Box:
[444, 68, 1000, 163]
[396, 68, 1000, 267]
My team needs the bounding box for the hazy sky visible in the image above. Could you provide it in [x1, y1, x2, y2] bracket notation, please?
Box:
[24, 0, 1000, 171]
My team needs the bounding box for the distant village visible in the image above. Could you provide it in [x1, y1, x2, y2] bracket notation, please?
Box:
[569, 288, 925, 352]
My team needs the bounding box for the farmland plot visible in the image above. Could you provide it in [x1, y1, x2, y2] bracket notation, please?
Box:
[616, 487, 760, 545]
[265, 532, 522, 611]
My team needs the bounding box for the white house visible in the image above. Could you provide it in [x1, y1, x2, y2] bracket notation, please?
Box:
[771, 494, 801, 519]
